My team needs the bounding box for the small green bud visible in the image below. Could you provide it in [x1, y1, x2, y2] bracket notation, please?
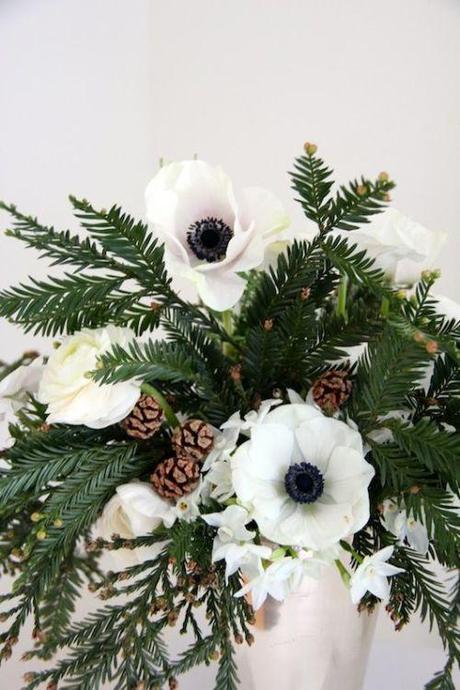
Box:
[36, 529, 47, 541]
[30, 512, 43, 523]
[303, 142, 317, 156]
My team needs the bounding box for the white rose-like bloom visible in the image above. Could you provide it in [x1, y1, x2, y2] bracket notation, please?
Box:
[349, 546, 404, 604]
[38, 326, 140, 428]
[332, 208, 447, 285]
[231, 403, 374, 551]
[0, 363, 43, 449]
[96, 481, 175, 570]
[145, 160, 290, 311]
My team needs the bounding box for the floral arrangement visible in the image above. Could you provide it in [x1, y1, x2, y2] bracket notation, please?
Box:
[0, 145, 458, 690]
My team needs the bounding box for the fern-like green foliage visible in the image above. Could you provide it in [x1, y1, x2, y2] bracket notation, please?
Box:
[0, 146, 458, 689]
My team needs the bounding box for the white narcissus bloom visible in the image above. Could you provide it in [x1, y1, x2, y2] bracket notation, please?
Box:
[0, 363, 43, 449]
[231, 403, 374, 551]
[96, 481, 175, 570]
[236, 557, 303, 610]
[38, 326, 141, 429]
[331, 208, 447, 285]
[203, 505, 271, 580]
[381, 499, 429, 555]
[349, 546, 405, 604]
[145, 160, 290, 311]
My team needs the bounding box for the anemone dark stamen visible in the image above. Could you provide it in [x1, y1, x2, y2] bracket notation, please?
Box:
[284, 462, 324, 504]
[187, 216, 233, 262]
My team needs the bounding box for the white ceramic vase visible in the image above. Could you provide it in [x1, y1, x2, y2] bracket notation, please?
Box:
[235, 563, 378, 690]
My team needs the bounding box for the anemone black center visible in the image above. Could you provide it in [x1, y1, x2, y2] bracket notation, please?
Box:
[284, 462, 324, 504]
[187, 216, 233, 262]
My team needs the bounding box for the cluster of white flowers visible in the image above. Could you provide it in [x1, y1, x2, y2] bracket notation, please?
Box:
[198, 398, 385, 609]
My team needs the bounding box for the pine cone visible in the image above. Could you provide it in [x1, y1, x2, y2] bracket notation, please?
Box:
[121, 394, 164, 440]
[172, 419, 214, 461]
[312, 369, 352, 414]
[151, 456, 200, 499]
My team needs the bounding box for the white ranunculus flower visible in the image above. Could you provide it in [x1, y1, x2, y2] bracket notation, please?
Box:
[96, 480, 175, 570]
[231, 403, 374, 551]
[0, 362, 43, 449]
[332, 208, 447, 285]
[38, 326, 141, 429]
[381, 499, 429, 555]
[349, 546, 404, 604]
[145, 160, 290, 311]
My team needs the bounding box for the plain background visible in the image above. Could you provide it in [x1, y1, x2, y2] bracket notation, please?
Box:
[0, 1, 459, 688]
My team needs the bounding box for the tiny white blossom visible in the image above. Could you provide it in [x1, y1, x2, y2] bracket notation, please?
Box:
[235, 557, 299, 610]
[381, 499, 429, 555]
[350, 546, 404, 604]
[203, 459, 234, 503]
[203, 505, 270, 579]
[203, 505, 255, 543]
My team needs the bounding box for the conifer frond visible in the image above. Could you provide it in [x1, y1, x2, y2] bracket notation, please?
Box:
[320, 235, 387, 292]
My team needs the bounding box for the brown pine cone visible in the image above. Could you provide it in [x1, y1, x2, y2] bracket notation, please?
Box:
[150, 456, 200, 499]
[121, 394, 165, 440]
[312, 369, 352, 414]
[172, 419, 214, 461]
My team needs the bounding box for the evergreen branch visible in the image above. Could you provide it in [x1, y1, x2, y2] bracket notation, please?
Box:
[320, 235, 388, 292]
[289, 150, 334, 231]
[352, 325, 433, 427]
[328, 175, 395, 232]
[387, 419, 460, 490]
[92, 339, 198, 386]
[236, 239, 323, 332]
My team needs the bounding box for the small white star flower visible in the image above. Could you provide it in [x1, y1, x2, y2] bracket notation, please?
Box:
[349, 546, 404, 604]
[203, 505, 271, 580]
[381, 499, 429, 555]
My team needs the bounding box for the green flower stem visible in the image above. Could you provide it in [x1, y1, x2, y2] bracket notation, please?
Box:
[141, 382, 179, 429]
[335, 559, 351, 586]
[336, 274, 349, 322]
[380, 296, 390, 318]
[339, 539, 364, 564]
[221, 310, 235, 357]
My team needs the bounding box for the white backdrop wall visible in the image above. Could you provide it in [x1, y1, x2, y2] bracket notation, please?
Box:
[1, 1, 459, 688]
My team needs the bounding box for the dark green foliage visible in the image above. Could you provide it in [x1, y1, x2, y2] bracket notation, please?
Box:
[0, 147, 458, 689]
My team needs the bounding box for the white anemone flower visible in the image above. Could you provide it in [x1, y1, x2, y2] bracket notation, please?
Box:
[381, 499, 429, 555]
[230, 403, 374, 550]
[350, 546, 404, 604]
[145, 160, 290, 311]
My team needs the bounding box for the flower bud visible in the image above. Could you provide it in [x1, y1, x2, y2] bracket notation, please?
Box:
[303, 142, 317, 156]
[378, 171, 390, 182]
[36, 529, 47, 541]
